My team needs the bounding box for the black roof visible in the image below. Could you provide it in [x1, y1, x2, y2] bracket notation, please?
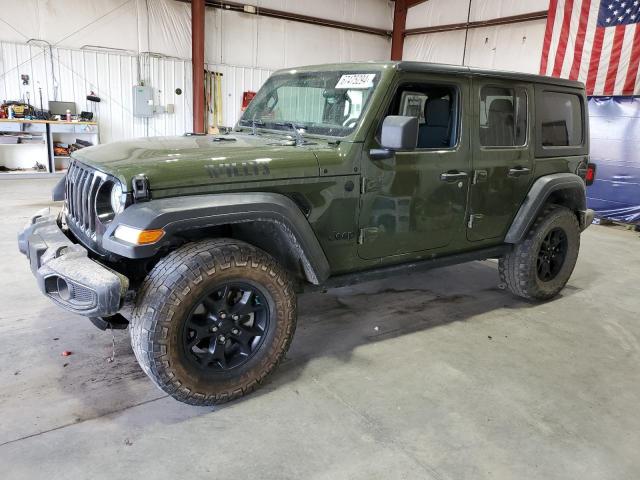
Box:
[395, 61, 584, 89]
[275, 61, 585, 90]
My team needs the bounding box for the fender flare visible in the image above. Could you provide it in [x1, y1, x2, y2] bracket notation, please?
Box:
[52, 174, 66, 201]
[505, 173, 587, 244]
[102, 192, 330, 285]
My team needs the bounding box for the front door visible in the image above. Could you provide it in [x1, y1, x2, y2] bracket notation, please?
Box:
[467, 78, 534, 241]
[358, 74, 471, 260]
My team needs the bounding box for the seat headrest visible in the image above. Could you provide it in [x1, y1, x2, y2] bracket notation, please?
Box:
[488, 99, 513, 114]
[425, 99, 450, 127]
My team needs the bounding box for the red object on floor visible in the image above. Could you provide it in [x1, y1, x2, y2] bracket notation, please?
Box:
[61, 351, 72, 356]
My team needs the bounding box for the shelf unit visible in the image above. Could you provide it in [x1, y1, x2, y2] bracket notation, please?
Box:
[49, 121, 99, 173]
[0, 119, 48, 174]
[0, 119, 99, 175]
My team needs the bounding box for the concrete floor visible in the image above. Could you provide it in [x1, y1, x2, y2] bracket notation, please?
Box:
[1, 177, 639, 480]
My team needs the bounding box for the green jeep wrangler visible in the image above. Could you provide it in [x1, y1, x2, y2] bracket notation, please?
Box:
[19, 62, 595, 405]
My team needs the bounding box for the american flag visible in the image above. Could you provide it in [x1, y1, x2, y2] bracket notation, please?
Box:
[540, 0, 640, 95]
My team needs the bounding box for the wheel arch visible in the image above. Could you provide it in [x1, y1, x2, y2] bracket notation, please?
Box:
[505, 173, 588, 244]
[102, 192, 331, 285]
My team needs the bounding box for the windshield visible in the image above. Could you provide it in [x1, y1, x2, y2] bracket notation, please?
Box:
[239, 70, 380, 137]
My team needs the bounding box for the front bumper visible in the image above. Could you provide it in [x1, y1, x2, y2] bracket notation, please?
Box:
[18, 209, 129, 317]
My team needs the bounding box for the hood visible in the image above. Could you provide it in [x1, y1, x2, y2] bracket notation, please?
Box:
[71, 133, 323, 191]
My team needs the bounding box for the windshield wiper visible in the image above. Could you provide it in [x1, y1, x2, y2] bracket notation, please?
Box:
[238, 117, 264, 134]
[250, 116, 265, 135]
[275, 122, 306, 146]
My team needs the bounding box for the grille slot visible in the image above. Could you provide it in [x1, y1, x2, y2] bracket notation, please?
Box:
[65, 161, 105, 240]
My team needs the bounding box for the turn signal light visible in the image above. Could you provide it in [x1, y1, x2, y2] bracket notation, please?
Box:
[114, 225, 165, 245]
[585, 163, 596, 186]
[138, 229, 165, 244]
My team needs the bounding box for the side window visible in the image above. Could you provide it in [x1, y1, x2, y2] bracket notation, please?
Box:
[479, 86, 527, 147]
[539, 92, 583, 147]
[386, 84, 458, 149]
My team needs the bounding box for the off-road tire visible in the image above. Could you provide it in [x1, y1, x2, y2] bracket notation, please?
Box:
[130, 238, 297, 406]
[499, 204, 580, 300]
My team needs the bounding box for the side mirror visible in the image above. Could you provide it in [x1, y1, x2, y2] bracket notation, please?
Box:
[370, 115, 418, 160]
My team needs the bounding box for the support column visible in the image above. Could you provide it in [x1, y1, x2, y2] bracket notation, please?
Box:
[192, 0, 205, 133]
[391, 0, 407, 61]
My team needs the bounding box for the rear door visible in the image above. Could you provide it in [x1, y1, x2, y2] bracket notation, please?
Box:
[467, 78, 534, 241]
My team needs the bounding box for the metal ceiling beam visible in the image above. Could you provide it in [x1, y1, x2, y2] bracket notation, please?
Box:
[176, 0, 391, 37]
[390, 0, 430, 61]
[391, 0, 408, 61]
[404, 10, 549, 36]
[404, 0, 430, 7]
[390, 0, 430, 7]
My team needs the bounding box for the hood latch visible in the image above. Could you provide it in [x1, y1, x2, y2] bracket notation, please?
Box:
[132, 174, 150, 202]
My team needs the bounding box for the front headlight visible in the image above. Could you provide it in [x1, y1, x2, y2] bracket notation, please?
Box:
[113, 225, 165, 245]
[96, 180, 126, 224]
[110, 182, 126, 215]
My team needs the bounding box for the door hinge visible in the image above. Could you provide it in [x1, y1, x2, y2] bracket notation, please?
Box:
[468, 213, 484, 229]
[473, 170, 488, 184]
[360, 177, 382, 194]
[358, 227, 379, 244]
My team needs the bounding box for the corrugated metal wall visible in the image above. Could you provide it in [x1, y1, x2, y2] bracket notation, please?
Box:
[0, 0, 392, 144]
[403, 0, 549, 74]
[0, 41, 277, 143]
[208, 63, 273, 131]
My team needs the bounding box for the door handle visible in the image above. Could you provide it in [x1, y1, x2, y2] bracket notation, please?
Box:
[508, 167, 531, 178]
[440, 171, 468, 182]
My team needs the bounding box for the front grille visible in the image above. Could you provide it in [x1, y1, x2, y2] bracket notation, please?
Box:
[65, 161, 105, 240]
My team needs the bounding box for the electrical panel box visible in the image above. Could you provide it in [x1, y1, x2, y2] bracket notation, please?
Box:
[133, 85, 154, 118]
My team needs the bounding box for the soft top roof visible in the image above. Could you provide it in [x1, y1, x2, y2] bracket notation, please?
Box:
[272, 61, 585, 90]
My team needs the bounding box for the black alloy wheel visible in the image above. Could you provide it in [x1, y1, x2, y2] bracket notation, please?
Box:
[536, 227, 568, 282]
[182, 282, 270, 371]
[499, 205, 580, 300]
[131, 238, 297, 405]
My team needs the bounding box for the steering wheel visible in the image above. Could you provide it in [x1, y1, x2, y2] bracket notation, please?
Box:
[343, 118, 358, 128]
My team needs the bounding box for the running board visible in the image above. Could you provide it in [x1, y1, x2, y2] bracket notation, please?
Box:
[304, 245, 511, 292]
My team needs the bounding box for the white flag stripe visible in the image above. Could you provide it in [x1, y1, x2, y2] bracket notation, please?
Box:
[594, 25, 616, 95]
[577, 0, 602, 84]
[547, 0, 568, 76]
[560, 0, 587, 78]
[614, 24, 637, 94]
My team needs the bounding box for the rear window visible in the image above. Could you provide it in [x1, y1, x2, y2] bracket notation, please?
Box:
[479, 86, 527, 147]
[539, 92, 583, 147]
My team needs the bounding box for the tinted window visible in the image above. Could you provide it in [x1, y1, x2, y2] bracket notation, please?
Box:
[386, 84, 458, 149]
[479, 86, 527, 147]
[540, 92, 583, 147]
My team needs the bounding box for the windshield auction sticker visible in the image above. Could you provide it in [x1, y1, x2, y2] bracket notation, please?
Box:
[335, 73, 376, 89]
